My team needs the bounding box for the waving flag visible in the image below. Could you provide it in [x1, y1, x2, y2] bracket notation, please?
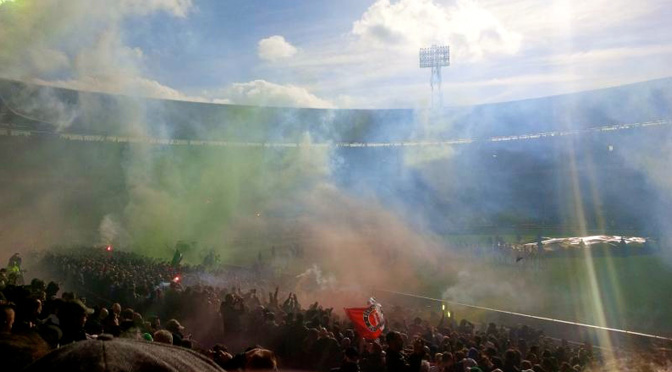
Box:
[345, 298, 385, 340]
[171, 249, 183, 267]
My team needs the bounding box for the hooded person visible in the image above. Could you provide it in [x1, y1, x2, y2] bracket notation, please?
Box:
[59, 300, 93, 345]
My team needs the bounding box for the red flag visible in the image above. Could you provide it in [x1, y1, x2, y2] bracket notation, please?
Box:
[344, 302, 385, 340]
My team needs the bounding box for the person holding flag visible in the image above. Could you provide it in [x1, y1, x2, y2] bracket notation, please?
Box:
[171, 247, 183, 268]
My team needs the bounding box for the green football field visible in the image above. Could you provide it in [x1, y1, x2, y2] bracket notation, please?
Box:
[416, 247, 672, 338]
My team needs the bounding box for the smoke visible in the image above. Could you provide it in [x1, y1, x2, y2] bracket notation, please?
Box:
[292, 183, 446, 291]
[443, 268, 539, 311]
[0, 0, 195, 108]
[1, 83, 78, 129]
[295, 265, 338, 292]
[98, 214, 128, 246]
[0, 0, 195, 262]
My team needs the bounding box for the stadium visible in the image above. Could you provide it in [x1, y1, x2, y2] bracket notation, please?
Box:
[1, 1, 672, 371]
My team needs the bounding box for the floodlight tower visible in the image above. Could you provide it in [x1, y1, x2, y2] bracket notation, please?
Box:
[419, 45, 450, 108]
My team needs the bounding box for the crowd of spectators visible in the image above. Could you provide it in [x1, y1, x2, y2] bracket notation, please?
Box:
[0, 248, 670, 371]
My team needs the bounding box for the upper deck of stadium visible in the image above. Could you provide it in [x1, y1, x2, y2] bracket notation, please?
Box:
[1, 77, 671, 144]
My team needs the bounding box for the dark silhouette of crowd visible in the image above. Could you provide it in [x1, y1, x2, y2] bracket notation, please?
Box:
[0, 248, 670, 371]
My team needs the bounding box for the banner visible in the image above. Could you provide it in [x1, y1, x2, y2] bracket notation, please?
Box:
[344, 298, 385, 340]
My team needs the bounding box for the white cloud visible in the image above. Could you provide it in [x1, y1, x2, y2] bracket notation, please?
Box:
[33, 77, 334, 109]
[218, 80, 335, 108]
[480, 0, 669, 42]
[544, 44, 672, 67]
[211, 98, 233, 105]
[258, 35, 298, 61]
[352, 0, 522, 60]
[33, 76, 212, 103]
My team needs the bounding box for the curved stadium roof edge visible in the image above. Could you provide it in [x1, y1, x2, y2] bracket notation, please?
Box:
[1, 77, 671, 143]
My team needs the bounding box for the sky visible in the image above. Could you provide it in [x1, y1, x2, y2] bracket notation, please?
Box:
[1, 0, 671, 109]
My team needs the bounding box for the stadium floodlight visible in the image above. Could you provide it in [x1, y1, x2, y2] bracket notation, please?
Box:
[419, 45, 450, 107]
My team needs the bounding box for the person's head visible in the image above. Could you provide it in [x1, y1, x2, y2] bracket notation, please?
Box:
[442, 352, 454, 366]
[17, 298, 42, 320]
[386, 331, 404, 351]
[99, 307, 109, 320]
[345, 347, 359, 363]
[208, 343, 225, 352]
[224, 294, 234, 304]
[39, 324, 62, 348]
[490, 356, 503, 369]
[60, 300, 93, 329]
[45, 282, 60, 298]
[30, 279, 46, 292]
[149, 316, 161, 329]
[164, 319, 184, 334]
[132, 312, 144, 327]
[304, 328, 318, 345]
[559, 361, 577, 372]
[245, 348, 278, 371]
[531, 364, 546, 372]
[210, 347, 233, 368]
[1, 303, 16, 333]
[111, 303, 122, 315]
[463, 358, 477, 369]
[121, 308, 135, 321]
[107, 311, 120, 326]
[340, 336, 352, 349]
[504, 349, 518, 366]
[569, 356, 580, 367]
[153, 329, 173, 344]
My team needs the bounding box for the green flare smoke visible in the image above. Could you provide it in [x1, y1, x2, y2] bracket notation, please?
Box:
[118, 132, 330, 261]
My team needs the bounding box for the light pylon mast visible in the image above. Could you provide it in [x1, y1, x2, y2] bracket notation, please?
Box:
[419, 45, 450, 108]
